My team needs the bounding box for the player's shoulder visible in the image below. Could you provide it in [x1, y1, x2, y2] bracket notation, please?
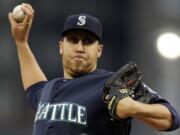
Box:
[48, 77, 62, 84]
[45, 77, 66, 87]
[93, 69, 113, 75]
[26, 78, 60, 92]
[87, 69, 113, 79]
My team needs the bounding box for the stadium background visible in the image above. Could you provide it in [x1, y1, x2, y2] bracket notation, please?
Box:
[0, 0, 180, 135]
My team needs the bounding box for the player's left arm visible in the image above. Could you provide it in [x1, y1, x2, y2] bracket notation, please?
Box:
[116, 97, 179, 131]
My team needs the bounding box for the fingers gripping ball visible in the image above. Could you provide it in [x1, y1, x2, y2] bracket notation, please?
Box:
[12, 5, 25, 23]
[103, 61, 142, 119]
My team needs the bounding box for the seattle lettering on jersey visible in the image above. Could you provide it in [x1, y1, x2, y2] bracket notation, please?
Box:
[34, 102, 87, 126]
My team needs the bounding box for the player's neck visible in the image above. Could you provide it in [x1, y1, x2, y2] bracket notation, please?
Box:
[63, 66, 97, 79]
[64, 71, 74, 79]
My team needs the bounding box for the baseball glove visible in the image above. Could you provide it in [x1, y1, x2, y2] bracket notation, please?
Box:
[103, 61, 161, 119]
[103, 61, 142, 118]
[133, 82, 160, 104]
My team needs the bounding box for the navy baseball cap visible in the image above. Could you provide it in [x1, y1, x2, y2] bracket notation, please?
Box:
[61, 13, 102, 42]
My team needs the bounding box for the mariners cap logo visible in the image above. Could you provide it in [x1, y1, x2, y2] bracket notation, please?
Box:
[77, 15, 86, 26]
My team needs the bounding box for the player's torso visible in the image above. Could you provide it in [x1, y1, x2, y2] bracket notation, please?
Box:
[33, 69, 131, 135]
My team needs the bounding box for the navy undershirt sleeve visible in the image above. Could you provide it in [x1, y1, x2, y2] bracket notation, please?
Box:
[26, 81, 47, 110]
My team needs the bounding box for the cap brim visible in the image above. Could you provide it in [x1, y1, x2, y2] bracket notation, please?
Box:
[61, 27, 101, 42]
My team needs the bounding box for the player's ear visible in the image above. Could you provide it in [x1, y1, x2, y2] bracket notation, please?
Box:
[97, 44, 103, 58]
[59, 40, 63, 55]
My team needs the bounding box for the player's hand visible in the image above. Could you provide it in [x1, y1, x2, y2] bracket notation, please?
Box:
[8, 3, 34, 44]
[115, 97, 135, 119]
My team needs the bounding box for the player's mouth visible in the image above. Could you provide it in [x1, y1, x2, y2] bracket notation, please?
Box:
[72, 55, 86, 60]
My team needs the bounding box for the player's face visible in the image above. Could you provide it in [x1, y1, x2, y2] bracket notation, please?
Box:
[59, 30, 103, 78]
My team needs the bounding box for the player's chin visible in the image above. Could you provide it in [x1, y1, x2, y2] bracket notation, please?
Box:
[72, 59, 86, 67]
[73, 65, 87, 74]
[71, 63, 89, 75]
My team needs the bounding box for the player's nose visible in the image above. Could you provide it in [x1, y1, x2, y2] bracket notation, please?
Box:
[75, 40, 85, 53]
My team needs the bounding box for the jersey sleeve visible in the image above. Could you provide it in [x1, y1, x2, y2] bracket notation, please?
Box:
[143, 83, 180, 131]
[25, 81, 47, 111]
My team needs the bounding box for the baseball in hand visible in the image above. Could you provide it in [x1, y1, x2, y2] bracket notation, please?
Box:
[12, 5, 25, 23]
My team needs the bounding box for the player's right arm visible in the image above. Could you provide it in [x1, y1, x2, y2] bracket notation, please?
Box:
[8, 3, 47, 90]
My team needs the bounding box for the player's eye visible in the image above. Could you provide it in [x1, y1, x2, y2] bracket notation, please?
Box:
[67, 36, 79, 44]
[82, 37, 96, 45]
